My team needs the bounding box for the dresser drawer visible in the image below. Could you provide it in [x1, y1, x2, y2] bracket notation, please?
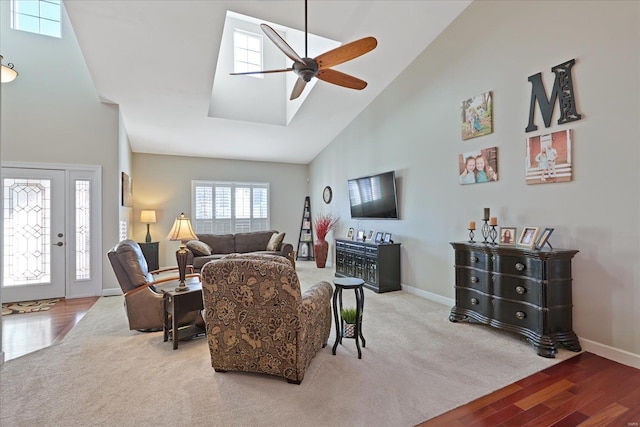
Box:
[456, 249, 490, 270]
[492, 275, 541, 306]
[455, 288, 491, 318]
[493, 299, 540, 332]
[456, 268, 490, 294]
[493, 254, 541, 279]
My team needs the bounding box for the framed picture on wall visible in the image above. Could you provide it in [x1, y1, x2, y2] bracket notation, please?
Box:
[121, 172, 132, 207]
[461, 91, 493, 140]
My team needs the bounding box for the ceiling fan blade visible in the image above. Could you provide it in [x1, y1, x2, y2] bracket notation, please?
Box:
[317, 69, 368, 90]
[229, 68, 293, 76]
[260, 24, 304, 64]
[290, 78, 307, 100]
[315, 37, 377, 70]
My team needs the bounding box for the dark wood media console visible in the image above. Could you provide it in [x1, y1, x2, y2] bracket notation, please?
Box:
[449, 242, 581, 358]
[335, 239, 400, 293]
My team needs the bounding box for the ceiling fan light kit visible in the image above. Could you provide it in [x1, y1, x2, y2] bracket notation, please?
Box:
[230, 0, 377, 100]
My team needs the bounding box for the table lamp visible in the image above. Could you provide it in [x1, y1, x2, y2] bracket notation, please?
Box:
[166, 212, 197, 292]
[140, 210, 157, 243]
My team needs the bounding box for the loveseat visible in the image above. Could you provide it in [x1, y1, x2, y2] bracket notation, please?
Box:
[186, 230, 293, 272]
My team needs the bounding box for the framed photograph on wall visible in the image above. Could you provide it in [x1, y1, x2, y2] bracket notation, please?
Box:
[458, 146, 499, 185]
[535, 228, 554, 249]
[461, 91, 493, 140]
[375, 232, 383, 244]
[383, 233, 392, 244]
[499, 227, 517, 246]
[517, 227, 540, 248]
[121, 172, 132, 207]
[526, 129, 572, 185]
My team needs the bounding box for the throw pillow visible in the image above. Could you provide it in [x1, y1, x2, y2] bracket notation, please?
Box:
[266, 232, 285, 251]
[186, 240, 212, 256]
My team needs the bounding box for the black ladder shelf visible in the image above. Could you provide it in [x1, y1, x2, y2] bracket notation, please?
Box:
[296, 196, 314, 261]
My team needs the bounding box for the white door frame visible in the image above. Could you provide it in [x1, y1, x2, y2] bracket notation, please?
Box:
[1, 161, 102, 300]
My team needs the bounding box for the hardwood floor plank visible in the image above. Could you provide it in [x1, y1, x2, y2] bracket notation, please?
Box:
[2, 297, 99, 361]
[576, 403, 629, 427]
[514, 379, 575, 410]
[419, 354, 640, 427]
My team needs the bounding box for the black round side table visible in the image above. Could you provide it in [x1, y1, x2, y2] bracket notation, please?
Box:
[332, 277, 366, 359]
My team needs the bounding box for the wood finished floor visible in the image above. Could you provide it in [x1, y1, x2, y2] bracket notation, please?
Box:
[417, 351, 640, 426]
[2, 299, 640, 426]
[1, 296, 99, 361]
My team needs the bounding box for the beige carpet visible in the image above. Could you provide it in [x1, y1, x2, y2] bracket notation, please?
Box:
[0, 262, 578, 426]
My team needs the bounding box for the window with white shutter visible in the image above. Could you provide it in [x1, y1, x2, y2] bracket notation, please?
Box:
[192, 181, 269, 234]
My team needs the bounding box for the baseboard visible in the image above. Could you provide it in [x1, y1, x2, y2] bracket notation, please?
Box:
[402, 283, 454, 307]
[102, 288, 123, 297]
[580, 338, 640, 369]
[401, 283, 640, 370]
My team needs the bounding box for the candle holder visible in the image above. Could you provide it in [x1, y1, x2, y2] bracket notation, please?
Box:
[468, 229, 475, 243]
[481, 219, 490, 244]
[489, 225, 498, 245]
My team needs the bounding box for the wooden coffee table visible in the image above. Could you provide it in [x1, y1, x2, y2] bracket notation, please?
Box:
[162, 277, 204, 350]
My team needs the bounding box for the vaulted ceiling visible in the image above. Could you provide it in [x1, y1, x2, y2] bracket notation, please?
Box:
[64, 1, 471, 164]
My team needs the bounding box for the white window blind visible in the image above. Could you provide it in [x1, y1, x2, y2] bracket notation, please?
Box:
[192, 181, 269, 234]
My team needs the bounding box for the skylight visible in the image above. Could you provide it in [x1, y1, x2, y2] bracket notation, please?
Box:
[11, 0, 61, 38]
[233, 30, 263, 78]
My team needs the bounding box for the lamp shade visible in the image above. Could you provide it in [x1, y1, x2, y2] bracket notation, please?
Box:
[1, 56, 18, 83]
[167, 213, 197, 243]
[140, 210, 157, 224]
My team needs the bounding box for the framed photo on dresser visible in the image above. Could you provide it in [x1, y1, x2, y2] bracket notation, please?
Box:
[517, 227, 540, 248]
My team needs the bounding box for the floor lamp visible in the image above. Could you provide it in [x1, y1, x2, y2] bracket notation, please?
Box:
[167, 213, 197, 292]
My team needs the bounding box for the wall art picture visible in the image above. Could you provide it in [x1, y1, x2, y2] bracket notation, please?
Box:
[461, 91, 493, 140]
[121, 172, 132, 207]
[526, 129, 572, 185]
[458, 146, 499, 185]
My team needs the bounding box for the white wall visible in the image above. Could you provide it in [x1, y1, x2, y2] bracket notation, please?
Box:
[0, 2, 121, 292]
[310, 1, 640, 360]
[132, 153, 309, 267]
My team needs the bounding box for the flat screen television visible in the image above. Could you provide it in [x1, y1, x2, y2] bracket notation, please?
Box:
[348, 171, 399, 219]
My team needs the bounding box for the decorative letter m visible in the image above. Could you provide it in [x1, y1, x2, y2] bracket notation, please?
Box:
[525, 59, 582, 133]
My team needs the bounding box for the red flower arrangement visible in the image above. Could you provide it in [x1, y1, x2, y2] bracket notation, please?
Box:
[313, 213, 339, 241]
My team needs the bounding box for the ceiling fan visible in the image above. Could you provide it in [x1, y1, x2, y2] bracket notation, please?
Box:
[230, 0, 377, 100]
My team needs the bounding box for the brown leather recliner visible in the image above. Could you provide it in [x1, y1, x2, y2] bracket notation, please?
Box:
[107, 240, 200, 331]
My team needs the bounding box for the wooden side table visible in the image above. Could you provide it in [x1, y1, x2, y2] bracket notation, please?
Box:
[163, 277, 203, 350]
[332, 277, 366, 359]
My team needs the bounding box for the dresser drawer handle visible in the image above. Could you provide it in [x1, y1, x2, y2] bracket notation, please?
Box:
[471, 256, 479, 263]
[515, 311, 526, 320]
[516, 286, 526, 294]
[515, 262, 525, 271]
[471, 298, 479, 305]
[471, 276, 478, 283]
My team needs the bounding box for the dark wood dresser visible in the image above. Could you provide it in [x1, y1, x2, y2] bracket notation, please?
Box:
[449, 242, 581, 358]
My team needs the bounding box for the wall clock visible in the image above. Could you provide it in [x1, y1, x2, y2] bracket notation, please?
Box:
[323, 186, 333, 204]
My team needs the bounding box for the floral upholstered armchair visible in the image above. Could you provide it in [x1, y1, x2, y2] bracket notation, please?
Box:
[201, 256, 332, 384]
